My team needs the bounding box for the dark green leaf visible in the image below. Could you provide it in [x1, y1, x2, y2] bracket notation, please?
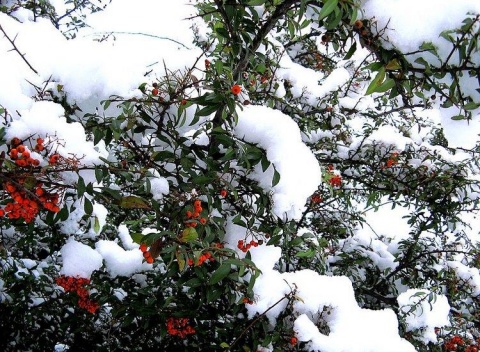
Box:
[318, 0, 338, 21]
[209, 263, 231, 285]
[84, 198, 93, 215]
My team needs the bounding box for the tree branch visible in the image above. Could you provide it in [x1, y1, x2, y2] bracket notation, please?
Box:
[0, 24, 38, 74]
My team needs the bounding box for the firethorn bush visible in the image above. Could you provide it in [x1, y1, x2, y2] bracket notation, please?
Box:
[1, 0, 480, 351]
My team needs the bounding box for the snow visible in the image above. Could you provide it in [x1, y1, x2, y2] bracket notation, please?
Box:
[398, 289, 451, 344]
[147, 168, 170, 201]
[362, 0, 480, 55]
[60, 239, 103, 278]
[95, 240, 152, 278]
[234, 105, 322, 220]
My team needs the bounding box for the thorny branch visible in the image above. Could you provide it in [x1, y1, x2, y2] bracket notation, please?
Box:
[0, 24, 38, 74]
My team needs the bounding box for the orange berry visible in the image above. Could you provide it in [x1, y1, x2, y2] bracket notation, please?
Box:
[231, 84, 241, 95]
[35, 188, 44, 196]
[220, 189, 227, 197]
[15, 159, 27, 167]
[0, 209, 4, 217]
[139, 243, 148, 252]
[9, 149, 18, 159]
[35, 144, 44, 151]
[143, 251, 152, 259]
[192, 211, 200, 218]
[5, 183, 16, 193]
[181, 99, 187, 105]
[17, 145, 25, 153]
[22, 150, 30, 159]
[36, 137, 44, 145]
[199, 217, 207, 225]
[32, 159, 40, 166]
[193, 199, 201, 208]
[49, 154, 60, 164]
[152, 88, 159, 96]
[186, 210, 193, 219]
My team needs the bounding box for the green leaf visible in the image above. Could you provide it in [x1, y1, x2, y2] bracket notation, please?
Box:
[296, 249, 316, 258]
[118, 196, 151, 209]
[375, 78, 395, 93]
[176, 251, 186, 272]
[385, 59, 401, 71]
[84, 198, 93, 215]
[451, 115, 466, 120]
[344, 42, 357, 60]
[93, 128, 104, 146]
[77, 177, 86, 198]
[152, 150, 175, 162]
[247, 0, 266, 5]
[420, 42, 437, 52]
[179, 227, 198, 243]
[464, 102, 480, 110]
[272, 168, 281, 187]
[209, 263, 231, 285]
[318, 0, 338, 21]
[365, 66, 386, 95]
[197, 104, 219, 117]
[130, 233, 144, 244]
[325, 6, 342, 30]
[94, 167, 104, 183]
[206, 287, 223, 303]
[138, 82, 147, 93]
[56, 205, 70, 222]
[93, 216, 101, 234]
[192, 175, 214, 185]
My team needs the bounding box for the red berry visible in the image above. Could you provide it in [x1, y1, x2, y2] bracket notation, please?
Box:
[231, 84, 241, 95]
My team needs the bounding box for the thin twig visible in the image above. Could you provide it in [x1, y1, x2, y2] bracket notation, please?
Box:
[229, 293, 291, 349]
[0, 24, 38, 74]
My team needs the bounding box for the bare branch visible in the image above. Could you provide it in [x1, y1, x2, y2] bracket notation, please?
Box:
[0, 24, 38, 74]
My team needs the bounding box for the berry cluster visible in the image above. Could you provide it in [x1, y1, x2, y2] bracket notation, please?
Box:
[56, 275, 99, 314]
[166, 317, 196, 338]
[242, 297, 254, 304]
[443, 335, 480, 352]
[237, 239, 260, 253]
[0, 137, 63, 223]
[187, 251, 214, 266]
[385, 151, 399, 168]
[327, 164, 342, 187]
[444, 336, 465, 351]
[9, 140, 41, 167]
[139, 243, 154, 264]
[310, 193, 322, 204]
[1, 180, 60, 222]
[185, 199, 207, 228]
